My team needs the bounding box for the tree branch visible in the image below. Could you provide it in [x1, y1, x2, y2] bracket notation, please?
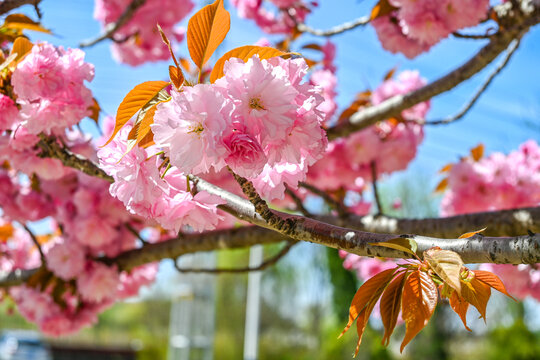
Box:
[326, 4, 540, 140]
[295, 15, 370, 37]
[173, 241, 296, 274]
[426, 37, 521, 125]
[79, 0, 146, 48]
[32, 137, 540, 266]
[298, 181, 349, 218]
[0, 0, 40, 15]
[370, 161, 383, 216]
[22, 224, 45, 265]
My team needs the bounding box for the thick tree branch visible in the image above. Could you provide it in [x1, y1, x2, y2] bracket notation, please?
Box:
[192, 176, 540, 264]
[426, 37, 521, 125]
[79, 0, 146, 48]
[326, 4, 540, 139]
[32, 139, 540, 266]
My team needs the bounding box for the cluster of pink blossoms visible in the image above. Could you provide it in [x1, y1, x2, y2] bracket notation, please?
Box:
[11, 43, 95, 135]
[308, 70, 427, 192]
[94, 0, 194, 66]
[441, 141, 540, 301]
[372, 0, 489, 58]
[441, 140, 540, 216]
[231, 0, 316, 34]
[0, 42, 162, 335]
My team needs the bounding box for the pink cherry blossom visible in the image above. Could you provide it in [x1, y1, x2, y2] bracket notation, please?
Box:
[12, 42, 94, 134]
[0, 95, 18, 131]
[46, 238, 86, 280]
[152, 84, 231, 174]
[94, 0, 194, 66]
[222, 124, 268, 178]
[77, 261, 120, 303]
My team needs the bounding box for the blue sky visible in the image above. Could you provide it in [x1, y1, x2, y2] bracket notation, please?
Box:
[27, 0, 539, 185]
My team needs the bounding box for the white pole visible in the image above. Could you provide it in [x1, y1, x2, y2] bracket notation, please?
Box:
[243, 245, 264, 360]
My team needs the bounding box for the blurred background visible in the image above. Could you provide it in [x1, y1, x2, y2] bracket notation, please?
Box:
[1, 0, 539, 359]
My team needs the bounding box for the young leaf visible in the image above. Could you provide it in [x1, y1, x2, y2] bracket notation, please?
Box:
[209, 45, 289, 83]
[88, 98, 100, 124]
[400, 270, 438, 352]
[449, 290, 472, 331]
[434, 177, 448, 193]
[353, 293, 383, 357]
[340, 268, 397, 337]
[102, 80, 169, 146]
[301, 43, 323, 51]
[9, 36, 33, 65]
[369, 237, 418, 256]
[3, 14, 52, 34]
[169, 65, 184, 89]
[423, 248, 463, 295]
[0, 222, 14, 242]
[157, 24, 180, 69]
[438, 163, 453, 173]
[380, 271, 408, 346]
[473, 270, 516, 300]
[458, 227, 487, 239]
[470, 143, 484, 161]
[460, 277, 491, 321]
[370, 0, 397, 20]
[187, 0, 230, 72]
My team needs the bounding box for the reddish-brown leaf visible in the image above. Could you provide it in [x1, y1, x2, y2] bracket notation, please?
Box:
[340, 268, 397, 337]
[438, 163, 453, 173]
[380, 272, 408, 346]
[473, 270, 516, 300]
[383, 66, 397, 81]
[434, 177, 448, 193]
[449, 290, 471, 331]
[460, 277, 491, 321]
[179, 57, 191, 72]
[337, 90, 371, 122]
[370, 237, 418, 256]
[370, 0, 398, 20]
[400, 270, 438, 352]
[209, 45, 289, 83]
[458, 227, 487, 239]
[423, 248, 463, 295]
[88, 98, 100, 124]
[169, 66, 184, 89]
[470, 143, 484, 161]
[102, 80, 169, 146]
[187, 0, 230, 71]
[0, 222, 14, 242]
[353, 294, 382, 357]
[9, 36, 33, 65]
[301, 43, 323, 51]
[157, 24, 180, 69]
[3, 14, 51, 34]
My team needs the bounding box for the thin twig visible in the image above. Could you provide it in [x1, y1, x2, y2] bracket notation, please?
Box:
[298, 182, 349, 218]
[452, 31, 494, 40]
[295, 14, 370, 36]
[285, 185, 312, 217]
[125, 223, 149, 246]
[174, 241, 296, 274]
[22, 224, 45, 265]
[427, 38, 521, 125]
[326, 4, 540, 139]
[370, 161, 383, 216]
[79, 0, 146, 48]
